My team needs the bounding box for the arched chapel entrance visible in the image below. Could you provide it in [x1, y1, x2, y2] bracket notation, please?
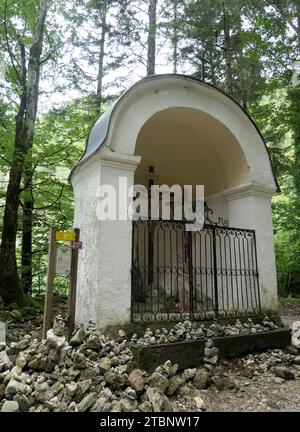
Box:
[69, 75, 278, 329]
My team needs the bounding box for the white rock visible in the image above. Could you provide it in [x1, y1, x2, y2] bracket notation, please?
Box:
[66, 382, 77, 397]
[0, 351, 13, 370]
[182, 368, 197, 381]
[194, 396, 206, 411]
[146, 387, 173, 412]
[291, 321, 300, 330]
[291, 322, 300, 349]
[1, 400, 19, 412]
[77, 392, 98, 412]
[46, 329, 66, 349]
[4, 365, 22, 383]
[118, 330, 126, 339]
[5, 378, 32, 397]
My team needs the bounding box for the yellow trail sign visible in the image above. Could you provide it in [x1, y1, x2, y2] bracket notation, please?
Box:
[55, 231, 76, 241]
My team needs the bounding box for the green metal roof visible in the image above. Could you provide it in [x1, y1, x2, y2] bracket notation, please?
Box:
[82, 104, 115, 161]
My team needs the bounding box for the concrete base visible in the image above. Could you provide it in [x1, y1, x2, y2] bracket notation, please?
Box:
[131, 328, 291, 372]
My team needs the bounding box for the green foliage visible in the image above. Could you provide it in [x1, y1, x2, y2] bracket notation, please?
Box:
[21, 97, 97, 294]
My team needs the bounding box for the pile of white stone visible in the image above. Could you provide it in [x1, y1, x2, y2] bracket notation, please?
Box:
[132, 317, 279, 345]
[292, 321, 300, 349]
[0, 318, 217, 412]
[0, 317, 299, 413]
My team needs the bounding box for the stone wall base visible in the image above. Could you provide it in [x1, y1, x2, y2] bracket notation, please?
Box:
[131, 328, 291, 372]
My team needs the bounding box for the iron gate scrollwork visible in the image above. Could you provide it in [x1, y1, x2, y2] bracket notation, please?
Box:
[131, 208, 261, 323]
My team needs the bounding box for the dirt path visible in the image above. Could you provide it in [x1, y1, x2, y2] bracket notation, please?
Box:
[173, 376, 300, 412]
[279, 303, 300, 328]
[172, 303, 300, 412]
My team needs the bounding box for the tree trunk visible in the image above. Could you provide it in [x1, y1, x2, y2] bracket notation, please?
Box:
[0, 120, 26, 304]
[293, 0, 300, 199]
[172, 0, 178, 74]
[96, 1, 108, 115]
[209, 45, 217, 86]
[222, 0, 234, 97]
[290, 87, 300, 199]
[236, 12, 247, 108]
[21, 161, 33, 295]
[0, 0, 48, 305]
[296, 0, 300, 48]
[147, 0, 157, 76]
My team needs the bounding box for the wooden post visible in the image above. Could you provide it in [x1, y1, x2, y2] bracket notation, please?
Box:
[67, 228, 80, 340]
[43, 227, 57, 339]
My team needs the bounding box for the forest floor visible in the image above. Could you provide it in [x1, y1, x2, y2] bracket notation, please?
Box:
[1, 296, 300, 412]
[173, 366, 300, 412]
[279, 299, 300, 327]
[0, 294, 68, 343]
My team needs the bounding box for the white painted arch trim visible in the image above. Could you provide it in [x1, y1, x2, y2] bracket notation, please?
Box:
[93, 75, 277, 192]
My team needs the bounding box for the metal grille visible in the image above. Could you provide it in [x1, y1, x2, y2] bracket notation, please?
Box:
[131, 219, 261, 323]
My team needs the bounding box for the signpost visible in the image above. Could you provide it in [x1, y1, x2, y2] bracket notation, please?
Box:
[43, 227, 57, 339]
[68, 228, 80, 340]
[56, 247, 72, 275]
[55, 231, 76, 241]
[42, 227, 81, 339]
[70, 241, 83, 250]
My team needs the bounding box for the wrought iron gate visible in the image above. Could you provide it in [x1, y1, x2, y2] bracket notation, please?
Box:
[131, 216, 261, 323]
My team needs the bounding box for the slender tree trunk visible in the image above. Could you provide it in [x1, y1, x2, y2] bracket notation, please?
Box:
[147, 0, 157, 76]
[293, 0, 300, 199]
[290, 87, 300, 200]
[297, 1, 300, 48]
[236, 14, 247, 108]
[209, 45, 217, 86]
[96, 2, 108, 115]
[172, 0, 178, 74]
[222, 0, 234, 97]
[0, 0, 48, 305]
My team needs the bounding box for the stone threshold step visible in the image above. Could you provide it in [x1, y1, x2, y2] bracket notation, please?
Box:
[131, 327, 291, 372]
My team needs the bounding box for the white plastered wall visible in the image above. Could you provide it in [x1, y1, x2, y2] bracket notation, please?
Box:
[72, 150, 141, 328]
[72, 154, 102, 325]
